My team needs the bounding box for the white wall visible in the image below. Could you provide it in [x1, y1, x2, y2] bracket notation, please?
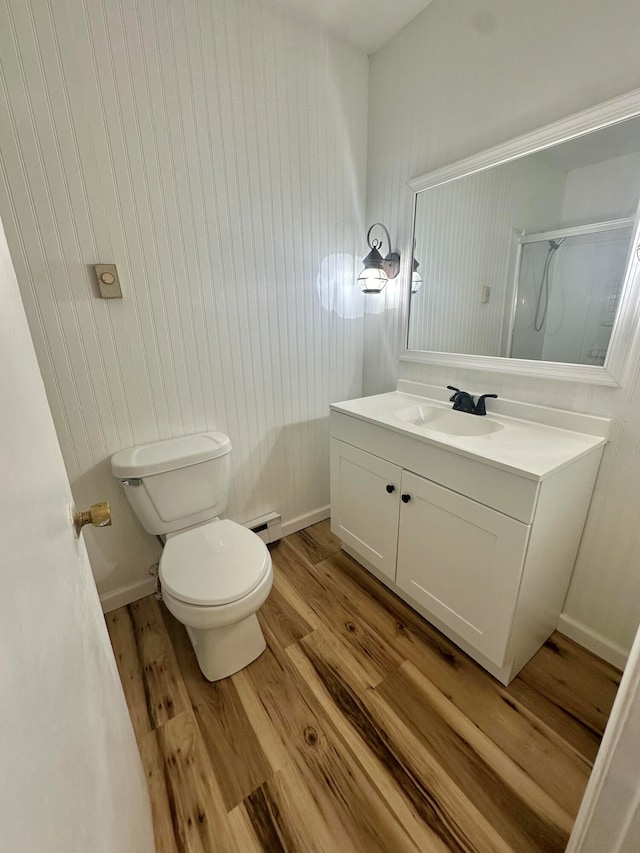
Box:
[0, 0, 368, 601]
[561, 151, 640, 225]
[410, 156, 565, 356]
[365, 0, 640, 656]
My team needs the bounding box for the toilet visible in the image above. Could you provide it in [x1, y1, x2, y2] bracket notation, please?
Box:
[111, 432, 272, 682]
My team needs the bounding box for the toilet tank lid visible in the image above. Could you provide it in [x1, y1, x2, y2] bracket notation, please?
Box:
[111, 432, 232, 478]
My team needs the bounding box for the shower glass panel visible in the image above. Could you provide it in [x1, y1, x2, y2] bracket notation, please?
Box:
[510, 225, 633, 365]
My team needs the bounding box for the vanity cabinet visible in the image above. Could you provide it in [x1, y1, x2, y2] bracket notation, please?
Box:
[331, 439, 529, 666]
[330, 403, 606, 685]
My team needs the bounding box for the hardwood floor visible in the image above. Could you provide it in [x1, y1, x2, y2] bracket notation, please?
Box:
[106, 521, 621, 853]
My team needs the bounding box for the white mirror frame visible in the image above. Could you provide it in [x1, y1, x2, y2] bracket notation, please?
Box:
[402, 89, 640, 386]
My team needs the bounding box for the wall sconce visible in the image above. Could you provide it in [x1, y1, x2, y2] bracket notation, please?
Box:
[357, 223, 400, 293]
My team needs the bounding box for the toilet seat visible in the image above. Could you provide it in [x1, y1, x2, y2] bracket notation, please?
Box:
[159, 519, 270, 607]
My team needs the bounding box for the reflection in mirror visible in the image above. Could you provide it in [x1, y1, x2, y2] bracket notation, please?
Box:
[510, 224, 632, 365]
[408, 115, 640, 368]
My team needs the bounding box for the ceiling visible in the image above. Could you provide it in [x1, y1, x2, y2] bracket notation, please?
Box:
[268, 0, 435, 54]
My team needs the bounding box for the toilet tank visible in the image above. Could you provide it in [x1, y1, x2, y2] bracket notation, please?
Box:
[111, 432, 232, 535]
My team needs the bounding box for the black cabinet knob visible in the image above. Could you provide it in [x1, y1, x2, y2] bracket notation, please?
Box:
[386, 484, 395, 493]
[401, 493, 411, 503]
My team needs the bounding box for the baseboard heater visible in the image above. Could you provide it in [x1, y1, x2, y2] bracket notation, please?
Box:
[245, 511, 282, 544]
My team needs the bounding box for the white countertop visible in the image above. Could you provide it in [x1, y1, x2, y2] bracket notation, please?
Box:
[330, 389, 610, 481]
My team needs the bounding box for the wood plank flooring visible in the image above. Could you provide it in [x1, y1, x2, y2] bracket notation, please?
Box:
[106, 521, 621, 853]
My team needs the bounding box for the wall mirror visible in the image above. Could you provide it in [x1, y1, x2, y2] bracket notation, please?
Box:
[403, 91, 640, 385]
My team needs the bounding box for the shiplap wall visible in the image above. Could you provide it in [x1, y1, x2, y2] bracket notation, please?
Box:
[0, 0, 368, 600]
[409, 156, 565, 356]
[365, 0, 640, 656]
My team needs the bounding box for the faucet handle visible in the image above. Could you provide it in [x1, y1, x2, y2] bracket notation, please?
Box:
[474, 393, 498, 416]
[448, 387, 476, 413]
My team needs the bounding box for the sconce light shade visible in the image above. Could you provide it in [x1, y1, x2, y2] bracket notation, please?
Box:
[358, 223, 400, 293]
[357, 243, 387, 293]
[358, 267, 389, 293]
[411, 257, 423, 294]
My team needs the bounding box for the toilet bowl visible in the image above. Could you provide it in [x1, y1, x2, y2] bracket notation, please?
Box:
[160, 518, 273, 681]
[110, 432, 273, 681]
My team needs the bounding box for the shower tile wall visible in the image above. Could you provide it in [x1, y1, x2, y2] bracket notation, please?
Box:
[0, 0, 368, 600]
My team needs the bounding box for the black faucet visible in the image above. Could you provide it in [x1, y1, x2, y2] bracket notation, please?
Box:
[447, 386, 498, 416]
[447, 386, 476, 413]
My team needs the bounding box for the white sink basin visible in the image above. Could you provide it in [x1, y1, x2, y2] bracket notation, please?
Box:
[394, 404, 440, 426]
[395, 405, 503, 437]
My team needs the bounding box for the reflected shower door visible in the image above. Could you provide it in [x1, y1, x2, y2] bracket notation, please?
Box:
[511, 226, 633, 365]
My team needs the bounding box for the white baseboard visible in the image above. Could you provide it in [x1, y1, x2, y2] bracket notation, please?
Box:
[557, 613, 628, 670]
[100, 577, 156, 614]
[99, 509, 330, 613]
[281, 506, 330, 538]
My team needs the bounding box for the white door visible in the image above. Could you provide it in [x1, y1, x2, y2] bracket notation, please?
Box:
[568, 618, 640, 853]
[0, 218, 154, 852]
[330, 439, 401, 580]
[396, 471, 530, 665]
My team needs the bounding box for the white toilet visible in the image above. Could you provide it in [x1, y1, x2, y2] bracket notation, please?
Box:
[111, 432, 273, 682]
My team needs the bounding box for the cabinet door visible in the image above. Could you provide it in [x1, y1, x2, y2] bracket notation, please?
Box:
[396, 471, 530, 665]
[330, 439, 401, 580]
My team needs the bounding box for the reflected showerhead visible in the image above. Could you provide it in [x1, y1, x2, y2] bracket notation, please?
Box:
[549, 238, 565, 251]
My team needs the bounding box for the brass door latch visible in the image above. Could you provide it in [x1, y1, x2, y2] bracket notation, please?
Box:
[74, 501, 112, 536]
